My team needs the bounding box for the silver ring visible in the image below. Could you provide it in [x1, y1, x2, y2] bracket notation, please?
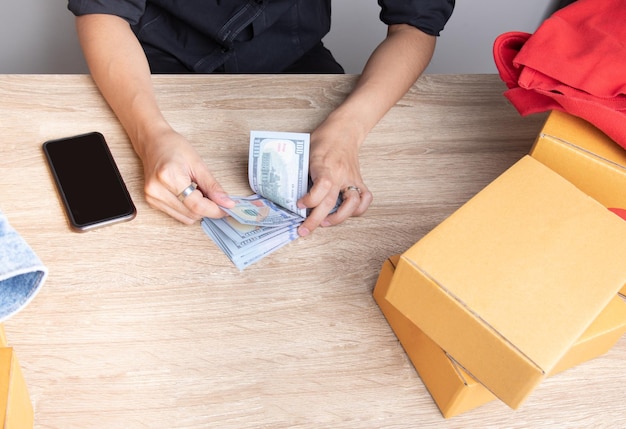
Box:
[342, 185, 361, 196]
[177, 182, 198, 202]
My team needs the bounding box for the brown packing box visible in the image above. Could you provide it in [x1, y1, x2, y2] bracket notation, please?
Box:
[530, 110, 626, 209]
[0, 325, 34, 429]
[551, 295, 626, 374]
[0, 325, 34, 428]
[0, 348, 33, 428]
[374, 255, 494, 417]
[529, 110, 626, 296]
[374, 255, 626, 418]
[385, 155, 626, 409]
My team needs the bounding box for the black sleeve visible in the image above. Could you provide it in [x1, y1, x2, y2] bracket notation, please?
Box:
[378, 0, 455, 36]
[67, 0, 146, 25]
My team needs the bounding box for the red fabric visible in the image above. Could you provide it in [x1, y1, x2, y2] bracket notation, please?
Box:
[609, 208, 626, 221]
[493, 0, 626, 150]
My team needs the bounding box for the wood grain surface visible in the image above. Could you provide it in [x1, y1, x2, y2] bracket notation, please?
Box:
[0, 74, 623, 428]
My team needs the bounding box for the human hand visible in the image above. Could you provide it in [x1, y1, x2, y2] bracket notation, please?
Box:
[296, 120, 373, 236]
[139, 129, 235, 224]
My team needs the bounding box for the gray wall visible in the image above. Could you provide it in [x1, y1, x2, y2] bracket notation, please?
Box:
[324, 0, 557, 74]
[0, 0, 88, 73]
[1, 1, 558, 74]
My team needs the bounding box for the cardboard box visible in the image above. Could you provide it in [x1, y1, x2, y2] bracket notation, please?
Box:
[530, 110, 626, 209]
[0, 348, 33, 428]
[374, 255, 495, 418]
[530, 110, 626, 297]
[374, 255, 626, 418]
[530, 110, 626, 210]
[385, 155, 626, 409]
[551, 295, 626, 374]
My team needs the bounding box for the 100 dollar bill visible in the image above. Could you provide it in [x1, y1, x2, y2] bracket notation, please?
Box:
[203, 130, 310, 270]
[248, 131, 310, 217]
[221, 194, 304, 227]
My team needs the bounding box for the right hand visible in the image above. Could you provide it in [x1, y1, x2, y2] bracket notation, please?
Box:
[139, 128, 235, 224]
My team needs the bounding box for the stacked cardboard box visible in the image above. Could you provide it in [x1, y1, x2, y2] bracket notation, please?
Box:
[374, 111, 626, 417]
[0, 325, 34, 428]
[374, 255, 626, 417]
[529, 110, 626, 297]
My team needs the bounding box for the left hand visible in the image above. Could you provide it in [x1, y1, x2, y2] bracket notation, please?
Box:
[296, 117, 373, 237]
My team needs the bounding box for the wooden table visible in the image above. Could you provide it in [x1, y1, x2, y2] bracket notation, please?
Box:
[0, 74, 623, 428]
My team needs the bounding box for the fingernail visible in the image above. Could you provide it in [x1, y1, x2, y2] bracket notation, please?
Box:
[321, 220, 331, 227]
[219, 193, 235, 205]
[298, 226, 310, 237]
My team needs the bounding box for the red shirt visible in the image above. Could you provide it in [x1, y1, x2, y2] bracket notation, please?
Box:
[493, 0, 626, 150]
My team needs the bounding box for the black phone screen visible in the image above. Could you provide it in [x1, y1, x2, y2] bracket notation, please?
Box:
[43, 132, 136, 231]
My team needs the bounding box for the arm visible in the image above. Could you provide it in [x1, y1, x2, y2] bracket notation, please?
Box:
[296, 24, 436, 236]
[75, 14, 234, 224]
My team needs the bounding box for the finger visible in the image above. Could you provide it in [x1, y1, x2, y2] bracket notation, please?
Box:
[321, 187, 364, 226]
[353, 188, 373, 216]
[150, 181, 228, 223]
[297, 195, 339, 237]
[174, 171, 234, 218]
[297, 177, 332, 211]
[174, 181, 197, 202]
[195, 178, 235, 209]
[178, 189, 228, 219]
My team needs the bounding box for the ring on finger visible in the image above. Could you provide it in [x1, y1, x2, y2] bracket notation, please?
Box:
[342, 185, 361, 196]
[177, 182, 198, 202]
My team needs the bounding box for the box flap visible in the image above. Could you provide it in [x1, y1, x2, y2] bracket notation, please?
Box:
[539, 110, 626, 163]
[531, 110, 626, 209]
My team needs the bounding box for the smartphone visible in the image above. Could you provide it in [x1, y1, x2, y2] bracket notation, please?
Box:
[43, 132, 136, 232]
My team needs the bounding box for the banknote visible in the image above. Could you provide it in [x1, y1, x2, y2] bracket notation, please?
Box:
[210, 216, 295, 247]
[202, 218, 300, 271]
[221, 194, 304, 227]
[248, 131, 309, 218]
[202, 130, 310, 270]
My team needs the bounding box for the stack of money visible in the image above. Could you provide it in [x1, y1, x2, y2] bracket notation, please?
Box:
[202, 195, 303, 270]
[202, 131, 310, 270]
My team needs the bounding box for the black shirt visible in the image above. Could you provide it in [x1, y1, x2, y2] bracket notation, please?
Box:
[67, 0, 455, 73]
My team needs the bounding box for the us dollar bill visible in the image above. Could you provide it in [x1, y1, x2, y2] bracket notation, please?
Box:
[201, 218, 299, 271]
[248, 130, 310, 218]
[221, 194, 304, 227]
[202, 130, 310, 270]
